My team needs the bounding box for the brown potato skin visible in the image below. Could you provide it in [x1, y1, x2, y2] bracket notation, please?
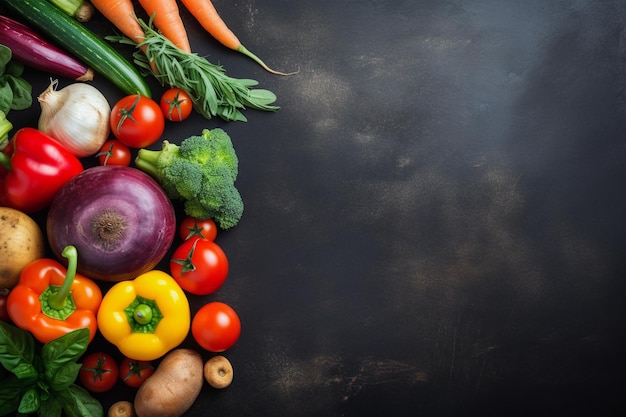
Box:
[134, 349, 204, 417]
[0, 207, 45, 290]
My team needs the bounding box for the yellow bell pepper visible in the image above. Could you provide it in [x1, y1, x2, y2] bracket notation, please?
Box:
[97, 270, 190, 360]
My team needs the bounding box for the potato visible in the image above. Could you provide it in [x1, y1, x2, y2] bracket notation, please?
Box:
[0, 207, 45, 290]
[134, 349, 204, 417]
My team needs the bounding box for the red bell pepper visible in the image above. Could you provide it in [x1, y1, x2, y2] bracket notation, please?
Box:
[6, 245, 102, 343]
[0, 127, 83, 213]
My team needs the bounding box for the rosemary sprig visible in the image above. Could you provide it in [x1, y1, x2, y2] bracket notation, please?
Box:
[107, 18, 279, 122]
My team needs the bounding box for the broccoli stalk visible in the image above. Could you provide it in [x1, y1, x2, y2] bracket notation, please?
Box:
[135, 128, 244, 229]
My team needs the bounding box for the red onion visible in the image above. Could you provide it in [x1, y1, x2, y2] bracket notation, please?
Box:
[46, 166, 176, 282]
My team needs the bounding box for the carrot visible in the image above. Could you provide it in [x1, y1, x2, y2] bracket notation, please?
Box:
[137, 0, 191, 53]
[90, 0, 145, 44]
[179, 0, 297, 75]
[90, 0, 160, 72]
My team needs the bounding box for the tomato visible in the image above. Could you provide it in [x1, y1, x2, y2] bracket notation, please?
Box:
[192, 302, 241, 352]
[170, 238, 229, 295]
[79, 352, 119, 393]
[96, 139, 132, 166]
[110, 95, 165, 148]
[119, 357, 155, 388]
[179, 216, 217, 241]
[160, 87, 193, 122]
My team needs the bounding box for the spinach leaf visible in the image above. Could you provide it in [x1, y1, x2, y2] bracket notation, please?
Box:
[0, 45, 10, 71]
[4, 58, 23, 77]
[6, 74, 32, 110]
[0, 43, 32, 114]
[0, 82, 13, 114]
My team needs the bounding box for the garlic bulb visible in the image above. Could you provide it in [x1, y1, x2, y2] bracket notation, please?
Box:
[38, 79, 111, 157]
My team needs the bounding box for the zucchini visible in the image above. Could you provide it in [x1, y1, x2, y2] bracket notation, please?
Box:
[2, 0, 152, 97]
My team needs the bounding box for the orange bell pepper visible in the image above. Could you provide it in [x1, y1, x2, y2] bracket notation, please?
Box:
[6, 245, 102, 343]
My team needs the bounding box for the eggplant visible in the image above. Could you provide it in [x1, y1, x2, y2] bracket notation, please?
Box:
[0, 14, 93, 81]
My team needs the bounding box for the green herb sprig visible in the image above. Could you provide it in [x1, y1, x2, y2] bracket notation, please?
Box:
[107, 18, 279, 122]
[0, 321, 103, 417]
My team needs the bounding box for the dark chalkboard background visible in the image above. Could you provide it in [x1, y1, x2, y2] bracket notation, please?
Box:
[4, 0, 626, 416]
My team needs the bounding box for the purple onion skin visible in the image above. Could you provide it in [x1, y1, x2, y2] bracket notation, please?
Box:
[0, 15, 92, 81]
[46, 166, 176, 282]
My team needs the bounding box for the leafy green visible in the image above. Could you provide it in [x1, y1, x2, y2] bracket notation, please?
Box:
[107, 18, 279, 122]
[0, 321, 103, 417]
[0, 44, 33, 114]
[0, 320, 37, 381]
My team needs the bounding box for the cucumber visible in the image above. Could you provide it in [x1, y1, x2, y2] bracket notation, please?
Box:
[2, 0, 152, 98]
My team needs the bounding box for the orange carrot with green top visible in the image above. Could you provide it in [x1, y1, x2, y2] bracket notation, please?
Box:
[90, 0, 160, 72]
[179, 0, 296, 75]
[137, 0, 191, 53]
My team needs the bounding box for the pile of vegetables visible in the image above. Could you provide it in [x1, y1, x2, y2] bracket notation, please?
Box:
[0, 0, 292, 415]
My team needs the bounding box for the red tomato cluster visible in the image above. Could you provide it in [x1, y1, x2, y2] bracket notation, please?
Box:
[106, 88, 193, 152]
[171, 216, 241, 352]
[78, 353, 155, 393]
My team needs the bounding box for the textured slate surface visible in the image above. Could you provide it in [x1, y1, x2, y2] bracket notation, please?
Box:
[7, 0, 626, 415]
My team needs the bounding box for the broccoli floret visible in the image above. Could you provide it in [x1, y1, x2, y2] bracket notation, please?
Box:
[135, 128, 244, 229]
[179, 128, 238, 179]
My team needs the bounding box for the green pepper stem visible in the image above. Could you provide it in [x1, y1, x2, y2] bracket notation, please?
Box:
[133, 304, 153, 325]
[48, 245, 79, 311]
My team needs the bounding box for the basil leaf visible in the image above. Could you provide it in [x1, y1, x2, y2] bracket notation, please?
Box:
[61, 385, 104, 417]
[0, 373, 23, 415]
[17, 387, 40, 414]
[47, 363, 81, 392]
[38, 393, 64, 417]
[0, 322, 36, 379]
[41, 328, 89, 387]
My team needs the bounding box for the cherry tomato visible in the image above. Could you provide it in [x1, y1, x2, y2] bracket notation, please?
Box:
[119, 357, 155, 388]
[0, 294, 10, 322]
[79, 352, 119, 393]
[96, 139, 131, 166]
[110, 94, 165, 148]
[160, 87, 193, 122]
[179, 216, 217, 241]
[170, 238, 229, 295]
[192, 302, 241, 352]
